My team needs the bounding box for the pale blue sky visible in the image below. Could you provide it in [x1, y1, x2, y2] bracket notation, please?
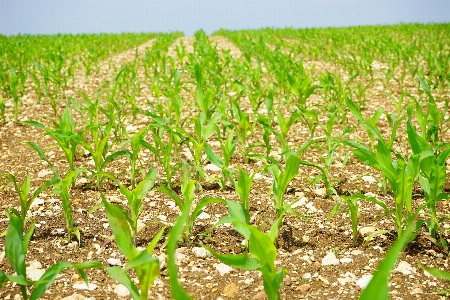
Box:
[1, 0, 449, 36]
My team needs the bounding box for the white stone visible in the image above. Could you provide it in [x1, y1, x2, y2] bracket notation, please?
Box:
[394, 261, 413, 275]
[158, 253, 167, 269]
[166, 201, 176, 209]
[197, 212, 210, 220]
[313, 188, 326, 197]
[30, 198, 44, 207]
[340, 257, 353, 263]
[215, 263, 233, 275]
[351, 250, 363, 256]
[157, 215, 167, 222]
[362, 176, 377, 184]
[321, 252, 339, 266]
[62, 294, 94, 300]
[114, 284, 130, 297]
[305, 202, 317, 213]
[358, 226, 377, 236]
[107, 258, 122, 266]
[291, 197, 307, 208]
[38, 169, 53, 178]
[26, 261, 44, 281]
[356, 275, 373, 289]
[192, 247, 209, 258]
[204, 164, 221, 172]
[72, 282, 97, 290]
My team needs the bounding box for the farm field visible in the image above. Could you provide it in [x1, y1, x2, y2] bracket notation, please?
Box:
[0, 23, 450, 299]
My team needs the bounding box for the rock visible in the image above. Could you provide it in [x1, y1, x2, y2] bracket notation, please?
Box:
[252, 291, 267, 300]
[26, 261, 44, 281]
[394, 261, 413, 275]
[158, 253, 167, 269]
[391, 277, 402, 284]
[114, 284, 130, 297]
[340, 257, 353, 263]
[313, 188, 326, 196]
[297, 283, 311, 293]
[205, 164, 221, 172]
[355, 274, 373, 289]
[358, 226, 377, 236]
[321, 252, 339, 266]
[192, 247, 209, 258]
[30, 198, 44, 207]
[107, 258, 122, 266]
[62, 294, 93, 300]
[317, 275, 329, 285]
[38, 169, 53, 178]
[362, 176, 377, 184]
[410, 287, 423, 294]
[351, 250, 363, 256]
[223, 283, 238, 297]
[291, 196, 307, 208]
[197, 212, 211, 220]
[72, 282, 97, 290]
[215, 263, 233, 275]
[157, 215, 167, 222]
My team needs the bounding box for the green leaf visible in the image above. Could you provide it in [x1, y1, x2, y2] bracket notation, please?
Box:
[30, 262, 73, 299]
[247, 225, 277, 270]
[103, 200, 138, 260]
[106, 267, 141, 300]
[5, 214, 26, 277]
[419, 263, 450, 281]
[202, 245, 259, 270]
[360, 222, 415, 300]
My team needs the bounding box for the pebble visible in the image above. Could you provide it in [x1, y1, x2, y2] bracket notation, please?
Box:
[197, 212, 211, 220]
[297, 283, 311, 293]
[223, 283, 238, 297]
[252, 291, 267, 300]
[30, 198, 44, 207]
[37, 169, 53, 178]
[321, 252, 339, 266]
[26, 261, 44, 281]
[114, 284, 130, 297]
[394, 261, 413, 275]
[215, 263, 234, 275]
[340, 257, 353, 263]
[362, 176, 377, 184]
[205, 164, 221, 172]
[358, 226, 377, 236]
[107, 258, 122, 266]
[72, 282, 98, 290]
[62, 294, 93, 300]
[313, 188, 326, 196]
[351, 250, 363, 256]
[355, 274, 373, 289]
[192, 246, 209, 258]
[317, 275, 330, 285]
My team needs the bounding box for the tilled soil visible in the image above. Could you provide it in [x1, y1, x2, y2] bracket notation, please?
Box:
[0, 35, 449, 300]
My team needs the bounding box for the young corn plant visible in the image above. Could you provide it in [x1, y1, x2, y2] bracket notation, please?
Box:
[23, 105, 81, 186]
[102, 195, 164, 300]
[95, 168, 158, 246]
[266, 154, 301, 233]
[26, 142, 80, 242]
[407, 110, 450, 247]
[3, 173, 58, 229]
[0, 209, 101, 300]
[203, 202, 288, 300]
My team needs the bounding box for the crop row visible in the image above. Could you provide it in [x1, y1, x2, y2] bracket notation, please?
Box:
[0, 24, 450, 299]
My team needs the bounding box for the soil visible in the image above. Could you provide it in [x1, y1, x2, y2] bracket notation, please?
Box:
[0, 35, 449, 300]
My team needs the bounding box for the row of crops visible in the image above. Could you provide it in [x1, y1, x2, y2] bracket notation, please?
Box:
[0, 23, 450, 299]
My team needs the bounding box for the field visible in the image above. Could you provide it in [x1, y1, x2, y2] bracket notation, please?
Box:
[0, 24, 450, 299]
